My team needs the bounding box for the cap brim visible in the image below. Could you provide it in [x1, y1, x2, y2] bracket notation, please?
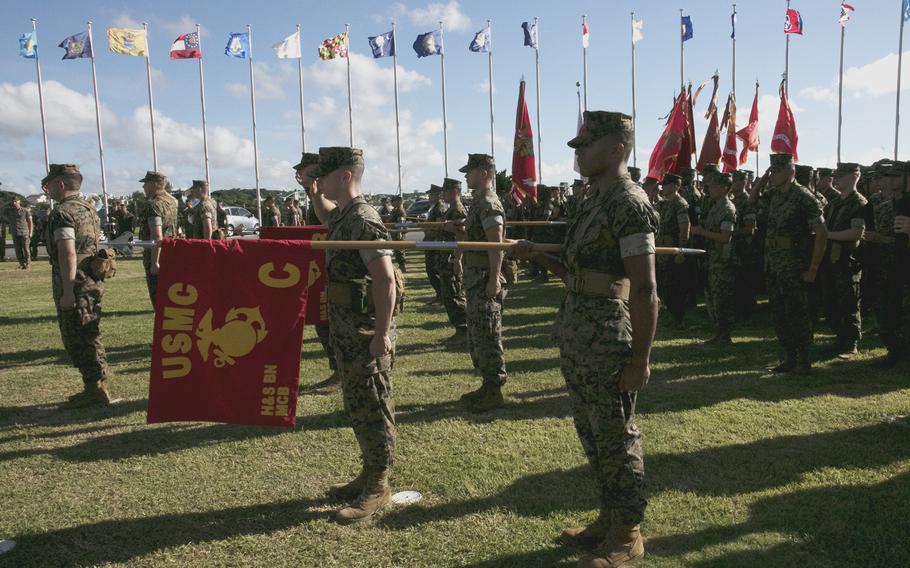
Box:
[457, 164, 471, 173]
[567, 134, 593, 149]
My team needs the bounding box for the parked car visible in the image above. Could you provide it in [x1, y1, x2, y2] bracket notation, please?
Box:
[406, 199, 432, 221]
[223, 206, 260, 236]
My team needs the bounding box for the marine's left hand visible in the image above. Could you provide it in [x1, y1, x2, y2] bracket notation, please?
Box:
[619, 361, 650, 392]
[485, 278, 501, 299]
[370, 332, 392, 358]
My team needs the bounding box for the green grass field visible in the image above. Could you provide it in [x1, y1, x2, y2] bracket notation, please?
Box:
[1, 255, 908, 567]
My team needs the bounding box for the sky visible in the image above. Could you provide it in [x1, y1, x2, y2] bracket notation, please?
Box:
[1, 0, 909, 199]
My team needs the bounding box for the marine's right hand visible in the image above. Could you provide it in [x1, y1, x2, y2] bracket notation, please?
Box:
[508, 239, 535, 261]
[60, 290, 76, 310]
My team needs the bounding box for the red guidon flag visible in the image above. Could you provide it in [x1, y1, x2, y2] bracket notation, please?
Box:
[510, 79, 537, 205]
[147, 238, 313, 428]
[771, 79, 799, 161]
[721, 93, 738, 172]
[260, 226, 328, 326]
[697, 74, 721, 171]
[737, 82, 760, 165]
[647, 90, 689, 181]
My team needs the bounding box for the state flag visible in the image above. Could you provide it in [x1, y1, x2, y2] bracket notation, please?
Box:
[107, 27, 148, 56]
[58, 31, 93, 60]
[318, 32, 348, 60]
[469, 26, 491, 53]
[170, 32, 201, 59]
[681, 15, 694, 42]
[368, 31, 395, 58]
[225, 32, 251, 59]
[521, 21, 538, 48]
[273, 30, 301, 59]
[582, 20, 589, 48]
[785, 8, 804, 35]
[413, 30, 443, 57]
[632, 18, 644, 44]
[19, 32, 38, 59]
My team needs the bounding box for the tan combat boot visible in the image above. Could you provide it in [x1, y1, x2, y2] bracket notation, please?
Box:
[469, 385, 504, 413]
[63, 381, 113, 409]
[459, 384, 487, 403]
[309, 370, 341, 395]
[335, 468, 392, 525]
[578, 523, 644, 568]
[560, 509, 611, 551]
[327, 468, 367, 501]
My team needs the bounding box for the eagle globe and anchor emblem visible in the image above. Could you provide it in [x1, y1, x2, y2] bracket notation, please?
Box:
[195, 306, 268, 368]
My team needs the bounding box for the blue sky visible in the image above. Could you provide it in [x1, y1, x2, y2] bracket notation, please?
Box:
[1, 0, 908, 198]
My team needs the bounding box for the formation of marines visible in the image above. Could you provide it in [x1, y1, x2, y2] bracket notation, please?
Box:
[14, 102, 910, 567]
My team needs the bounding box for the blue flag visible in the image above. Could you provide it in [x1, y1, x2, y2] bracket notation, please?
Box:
[904, 0, 910, 22]
[58, 31, 93, 59]
[469, 26, 491, 52]
[521, 21, 538, 48]
[19, 31, 38, 59]
[681, 15, 694, 42]
[413, 30, 443, 57]
[368, 31, 395, 58]
[225, 32, 251, 59]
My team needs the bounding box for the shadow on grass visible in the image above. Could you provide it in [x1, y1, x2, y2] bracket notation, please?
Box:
[648, 470, 910, 566]
[0, 343, 150, 370]
[0, 309, 154, 328]
[6, 496, 332, 568]
[0, 398, 148, 431]
[459, 548, 575, 568]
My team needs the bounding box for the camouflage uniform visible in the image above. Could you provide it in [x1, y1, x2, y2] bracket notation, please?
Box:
[880, 189, 910, 358]
[423, 188, 447, 299]
[388, 202, 407, 272]
[702, 194, 738, 339]
[461, 177, 508, 390]
[655, 185, 689, 323]
[9, 204, 32, 268]
[45, 166, 108, 387]
[438, 184, 468, 334]
[556, 166, 657, 527]
[322, 148, 396, 472]
[139, 183, 178, 306]
[731, 182, 759, 318]
[821, 168, 867, 352]
[190, 195, 217, 238]
[761, 162, 825, 365]
[281, 201, 297, 226]
[262, 202, 281, 228]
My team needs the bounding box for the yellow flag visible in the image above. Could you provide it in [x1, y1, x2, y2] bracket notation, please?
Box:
[107, 27, 148, 57]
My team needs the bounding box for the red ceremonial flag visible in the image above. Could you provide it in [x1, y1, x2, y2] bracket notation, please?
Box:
[169, 32, 201, 59]
[721, 93, 738, 172]
[259, 226, 328, 326]
[736, 82, 760, 165]
[646, 91, 689, 180]
[675, 85, 697, 173]
[770, 80, 799, 161]
[147, 238, 313, 428]
[785, 8, 803, 35]
[510, 79, 537, 205]
[697, 75, 721, 171]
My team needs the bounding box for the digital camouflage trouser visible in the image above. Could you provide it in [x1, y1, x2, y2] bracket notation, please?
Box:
[437, 257, 467, 332]
[464, 268, 507, 387]
[559, 349, 646, 526]
[52, 270, 108, 385]
[767, 269, 812, 360]
[706, 261, 736, 337]
[13, 235, 30, 267]
[425, 251, 442, 298]
[822, 263, 862, 347]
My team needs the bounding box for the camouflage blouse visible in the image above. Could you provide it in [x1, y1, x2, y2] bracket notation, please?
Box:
[762, 182, 825, 273]
[139, 192, 178, 241]
[655, 193, 689, 247]
[702, 196, 737, 265]
[46, 195, 100, 271]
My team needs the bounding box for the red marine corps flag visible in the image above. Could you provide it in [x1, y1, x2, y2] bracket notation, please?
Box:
[697, 74, 722, 171]
[646, 90, 689, 180]
[721, 93, 738, 172]
[771, 79, 799, 161]
[510, 79, 537, 205]
[737, 81, 760, 164]
[147, 238, 315, 428]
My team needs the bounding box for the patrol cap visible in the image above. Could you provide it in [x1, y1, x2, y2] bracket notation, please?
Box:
[568, 111, 634, 148]
[769, 153, 795, 168]
[873, 161, 897, 177]
[628, 166, 642, 177]
[139, 170, 166, 183]
[879, 161, 907, 177]
[816, 167, 834, 177]
[46, 164, 81, 183]
[700, 164, 721, 178]
[559, 182, 570, 190]
[191, 179, 209, 189]
[458, 153, 495, 173]
[572, 178, 586, 187]
[442, 178, 463, 192]
[836, 162, 861, 174]
[662, 173, 682, 185]
[427, 184, 443, 194]
[795, 165, 815, 185]
[732, 170, 749, 181]
[317, 147, 364, 177]
[714, 173, 733, 188]
[284, 196, 293, 202]
[293, 152, 320, 171]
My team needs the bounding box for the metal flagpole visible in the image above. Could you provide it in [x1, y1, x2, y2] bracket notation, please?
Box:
[631, 12, 638, 167]
[345, 23, 353, 147]
[392, 21, 403, 195]
[86, 22, 109, 220]
[732, 4, 737, 98]
[535, 16, 543, 183]
[487, 20, 495, 159]
[29, 19, 50, 175]
[785, 0, 791, 95]
[143, 22, 158, 171]
[440, 20, 449, 176]
[896, 3, 905, 160]
[196, 23, 210, 185]
[247, 24, 262, 225]
[680, 9, 685, 90]
[582, 15, 588, 110]
[297, 24, 307, 153]
[837, 23, 846, 163]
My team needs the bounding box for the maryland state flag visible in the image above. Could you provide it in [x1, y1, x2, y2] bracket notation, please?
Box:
[771, 80, 799, 161]
[510, 79, 537, 205]
[107, 27, 148, 56]
[646, 90, 689, 181]
[147, 239, 314, 428]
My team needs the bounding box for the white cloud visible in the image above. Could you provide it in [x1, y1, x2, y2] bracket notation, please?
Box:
[162, 15, 204, 38]
[541, 159, 576, 185]
[797, 50, 910, 106]
[110, 13, 144, 30]
[0, 81, 117, 138]
[223, 62, 291, 101]
[473, 80, 496, 95]
[404, 1, 472, 32]
[799, 86, 836, 103]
